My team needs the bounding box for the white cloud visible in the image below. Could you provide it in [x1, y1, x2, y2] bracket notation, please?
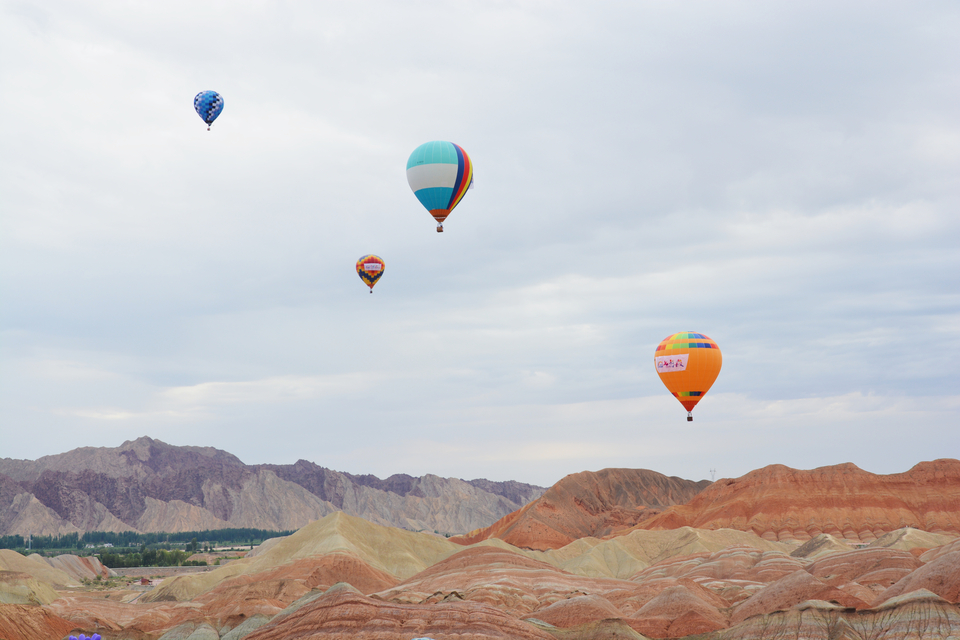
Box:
[160, 373, 384, 406]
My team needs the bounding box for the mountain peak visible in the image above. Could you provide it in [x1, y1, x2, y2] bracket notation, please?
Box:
[0, 438, 544, 537]
[451, 467, 710, 550]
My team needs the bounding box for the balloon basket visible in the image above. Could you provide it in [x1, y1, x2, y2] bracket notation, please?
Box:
[436, 225, 443, 233]
[687, 412, 693, 422]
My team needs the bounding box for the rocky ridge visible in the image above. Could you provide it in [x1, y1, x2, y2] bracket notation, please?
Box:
[453, 468, 711, 550]
[633, 459, 960, 543]
[0, 437, 545, 536]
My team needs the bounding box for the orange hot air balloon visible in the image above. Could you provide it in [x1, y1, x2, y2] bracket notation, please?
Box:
[654, 332, 722, 421]
[356, 255, 385, 293]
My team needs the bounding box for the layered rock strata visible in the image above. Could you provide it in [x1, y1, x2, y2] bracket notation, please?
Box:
[635, 459, 960, 543]
[453, 468, 710, 550]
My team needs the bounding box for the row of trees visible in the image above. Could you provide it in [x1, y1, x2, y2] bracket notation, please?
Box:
[97, 547, 207, 568]
[81, 528, 295, 547]
[0, 532, 81, 550]
[0, 528, 295, 552]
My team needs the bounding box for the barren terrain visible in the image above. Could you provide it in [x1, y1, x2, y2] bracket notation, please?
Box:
[1, 455, 958, 639]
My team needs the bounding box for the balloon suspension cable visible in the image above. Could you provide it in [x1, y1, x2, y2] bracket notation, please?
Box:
[687, 412, 693, 422]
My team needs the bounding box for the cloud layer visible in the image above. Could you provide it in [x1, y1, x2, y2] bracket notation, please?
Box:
[1, 1, 957, 485]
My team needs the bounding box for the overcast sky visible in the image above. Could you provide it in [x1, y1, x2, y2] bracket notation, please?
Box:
[1, 1, 957, 487]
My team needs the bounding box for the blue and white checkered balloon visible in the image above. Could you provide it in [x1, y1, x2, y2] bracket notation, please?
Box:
[194, 91, 224, 129]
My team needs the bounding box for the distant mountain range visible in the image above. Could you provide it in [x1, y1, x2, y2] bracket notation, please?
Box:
[0, 437, 553, 536]
[0, 438, 715, 539]
[4, 438, 956, 551]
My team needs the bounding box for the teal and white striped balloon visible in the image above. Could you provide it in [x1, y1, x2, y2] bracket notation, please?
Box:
[406, 141, 473, 230]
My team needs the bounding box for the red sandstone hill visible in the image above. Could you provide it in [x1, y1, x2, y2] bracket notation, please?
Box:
[634, 459, 960, 543]
[0, 604, 76, 640]
[451, 468, 711, 551]
[244, 581, 557, 640]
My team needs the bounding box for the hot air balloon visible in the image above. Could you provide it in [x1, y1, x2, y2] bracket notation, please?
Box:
[356, 255, 385, 293]
[406, 141, 473, 232]
[194, 91, 224, 130]
[654, 332, 722, 421]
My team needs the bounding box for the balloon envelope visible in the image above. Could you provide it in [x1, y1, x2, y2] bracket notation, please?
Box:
[194, 90, 224, 126]
[356, 255, 385, 291]
[654, 332, 722, 415]
[406, 141, 473, 226]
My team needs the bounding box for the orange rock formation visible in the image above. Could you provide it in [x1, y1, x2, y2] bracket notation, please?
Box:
[873, 550, 960, 605]
[452, 468, 709, 550]
[635, 459, 960, 543]
[244, 582, 556, 640]
[375, 546, 640, 616]
[0, 604, 76, 640]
